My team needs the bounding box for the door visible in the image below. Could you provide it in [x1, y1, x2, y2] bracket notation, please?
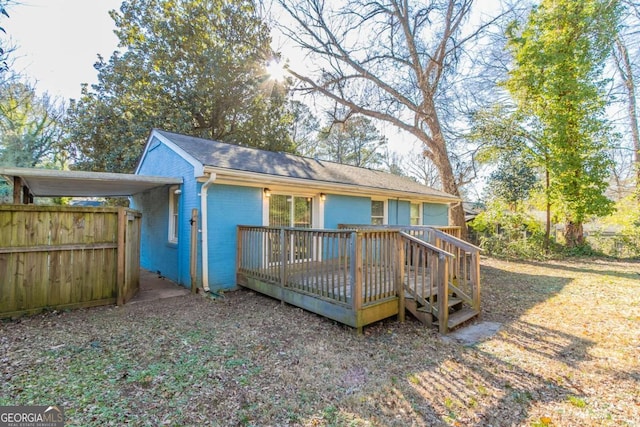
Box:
[269, 194, 314, 262]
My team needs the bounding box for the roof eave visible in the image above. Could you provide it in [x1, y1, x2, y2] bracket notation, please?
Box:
[202, 166, 460, 203]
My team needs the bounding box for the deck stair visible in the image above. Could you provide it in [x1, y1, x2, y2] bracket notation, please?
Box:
[399, 229, 482, 333]
[404, 285, 479, 330]
[434, 307, 480, 329]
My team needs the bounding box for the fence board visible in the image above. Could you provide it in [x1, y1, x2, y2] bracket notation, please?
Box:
[0, 205, 141, 317]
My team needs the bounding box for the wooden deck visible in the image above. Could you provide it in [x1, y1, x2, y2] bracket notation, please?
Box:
[237, 225, 481, 333]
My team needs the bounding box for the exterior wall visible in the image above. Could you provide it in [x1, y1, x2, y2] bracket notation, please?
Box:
[324, 195, 449, 228]
[423, 202, 449, 226]
[132, 137, 198, 287]
[206, 184, 262, 290]
[323, 194, 371, 229]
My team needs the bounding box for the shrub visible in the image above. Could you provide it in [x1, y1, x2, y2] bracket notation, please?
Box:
[470, 201, 550, 260]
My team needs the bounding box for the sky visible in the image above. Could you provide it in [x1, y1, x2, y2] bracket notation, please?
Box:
[6, 0, 121, 100]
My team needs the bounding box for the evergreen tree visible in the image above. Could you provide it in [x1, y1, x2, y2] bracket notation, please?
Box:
[67, 0, 294, 172]
[316, 116, 387, 168]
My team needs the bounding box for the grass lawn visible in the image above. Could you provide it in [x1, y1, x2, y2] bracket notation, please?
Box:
[1, 257, 638, 426]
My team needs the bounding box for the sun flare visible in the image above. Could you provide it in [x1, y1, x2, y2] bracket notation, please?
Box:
[266, 60, 286, 82]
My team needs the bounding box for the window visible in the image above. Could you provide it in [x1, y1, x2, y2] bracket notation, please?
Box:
[168, 185, 180, 243]
[371, 200, 385, 225]
[410, 202, 422, 226]
[268, 194, 313, 228]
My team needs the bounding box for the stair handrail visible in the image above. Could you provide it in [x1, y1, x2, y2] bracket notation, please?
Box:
[399, 231, 455, 333]
[399, 231, 455, 258]
[428, 227, 482, 319]
[427, 227, 482, 253]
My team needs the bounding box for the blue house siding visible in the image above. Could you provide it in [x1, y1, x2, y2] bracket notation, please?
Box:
[132, 137, 198, 286]
[206, 184, 262, 290]
[324, 194, 371, 229]
[133, 186, 180, 280]
[423, 202, 449, 226]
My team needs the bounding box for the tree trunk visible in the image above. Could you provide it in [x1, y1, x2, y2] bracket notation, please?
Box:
[427, 131, 467, 239]
[545, 167, 551, 251]
[564, 221, 584, 247]
[615, 37, 640, 202]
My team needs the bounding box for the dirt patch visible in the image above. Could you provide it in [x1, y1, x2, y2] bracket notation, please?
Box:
[1, 257, 638, 426]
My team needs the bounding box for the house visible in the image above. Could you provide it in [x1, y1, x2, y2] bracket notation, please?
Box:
[133, 129, 460, 292]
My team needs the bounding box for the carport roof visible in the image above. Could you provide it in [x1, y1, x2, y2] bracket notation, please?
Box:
[0, 166, 182, 197]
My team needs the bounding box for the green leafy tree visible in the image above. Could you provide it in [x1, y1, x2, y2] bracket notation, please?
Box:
[485, 153, 539, 209]
[472, 105, 556, 248]
[505, 0, 619, 247]
[0, 78, 66, 167]
[67, 0, 294, 172]
[316, 116, 387, 168]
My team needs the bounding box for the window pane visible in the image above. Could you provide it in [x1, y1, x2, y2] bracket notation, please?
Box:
[269, 194, 290, 227]
[294, 197, 312, 228]
[371, 200, 384, 225]
[410, 203, 420, 225]
[168, 186, 179, 242]
[371, 200, 384, 217]
[372, 217, 384, 225]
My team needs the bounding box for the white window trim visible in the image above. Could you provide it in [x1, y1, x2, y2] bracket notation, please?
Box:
[168, 185, 180, 243]
[410, 202, 423, 226]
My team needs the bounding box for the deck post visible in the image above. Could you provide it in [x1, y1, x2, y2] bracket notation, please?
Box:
[279, 228, 287, 303]
[395, 234, 405, 322]
[471, 252, 481, 312]
[350, 232, 363, 333]
[438, 253, 449, 334]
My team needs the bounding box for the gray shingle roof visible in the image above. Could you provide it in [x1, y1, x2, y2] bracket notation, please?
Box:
[154, 129, 458, 201]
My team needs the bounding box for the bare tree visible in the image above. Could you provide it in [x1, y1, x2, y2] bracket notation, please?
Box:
[403, 147, 442, 189]
[275, 0, 507, 232]
[0, 0, 15, 75]
[612, 2, 640, 201]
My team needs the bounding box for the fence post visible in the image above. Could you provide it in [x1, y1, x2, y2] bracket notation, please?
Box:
[438, 253, 449, 334]
[116, 207, 126, 306]
[12, 176, 22, 204]
[190, 208, 198, 294]
[395, 233, 405, 322]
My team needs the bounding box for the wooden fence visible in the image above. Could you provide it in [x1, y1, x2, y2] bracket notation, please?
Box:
[0, 205, 141, 318]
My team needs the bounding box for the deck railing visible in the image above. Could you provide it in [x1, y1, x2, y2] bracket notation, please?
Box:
[339, 224, 481, 332]
[339, 224, 461, 240]
[237, 225, 479, 333]
[238, 226, 403, 308]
